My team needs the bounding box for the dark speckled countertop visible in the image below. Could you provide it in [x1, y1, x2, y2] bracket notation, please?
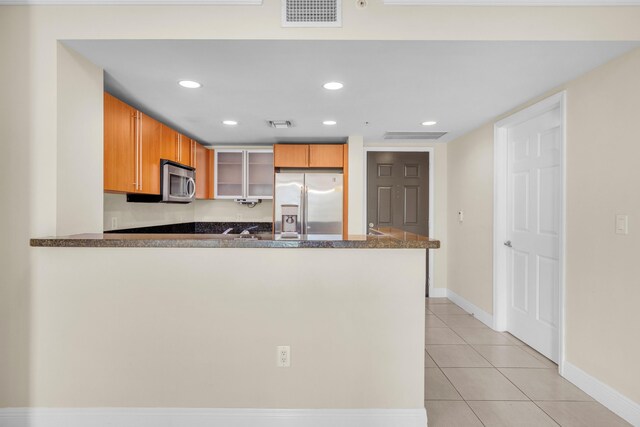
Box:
[30, 227, 440, 249]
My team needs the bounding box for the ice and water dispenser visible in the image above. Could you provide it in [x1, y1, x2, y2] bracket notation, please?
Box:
[280, 204, 299, 239]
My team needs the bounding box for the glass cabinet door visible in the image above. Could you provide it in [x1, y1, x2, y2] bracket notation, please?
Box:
[246, 150, 274, 199]
[215, 150, 244, 198]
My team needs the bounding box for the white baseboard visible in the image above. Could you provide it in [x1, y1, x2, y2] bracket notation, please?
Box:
[428, 287, 447, 298]
[562, 362, 640, 427]
[0, 408, 427, 427]
[445, 289, 494, 328]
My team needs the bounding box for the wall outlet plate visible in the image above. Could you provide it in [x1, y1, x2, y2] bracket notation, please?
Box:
[615, 214, 629, 235]
[277, 345, 290, 368]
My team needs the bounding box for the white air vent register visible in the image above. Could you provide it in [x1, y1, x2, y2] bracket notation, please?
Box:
[282, 0, 342, 27]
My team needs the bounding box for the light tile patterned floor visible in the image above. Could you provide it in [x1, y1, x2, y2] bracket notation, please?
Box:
[424, 297, 630, 427]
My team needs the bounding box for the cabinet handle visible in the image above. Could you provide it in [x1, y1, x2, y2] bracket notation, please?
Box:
[138, 113, 143, 191]
[132, 112, 139, 190]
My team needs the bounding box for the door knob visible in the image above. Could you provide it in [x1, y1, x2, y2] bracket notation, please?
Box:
[369, 223, 374, 228]
[504, 240, 512, 248]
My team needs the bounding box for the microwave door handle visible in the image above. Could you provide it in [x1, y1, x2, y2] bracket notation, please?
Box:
[186, 177, 196, 198]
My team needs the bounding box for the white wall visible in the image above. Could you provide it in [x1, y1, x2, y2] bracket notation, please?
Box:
[446, 47, 640, 405]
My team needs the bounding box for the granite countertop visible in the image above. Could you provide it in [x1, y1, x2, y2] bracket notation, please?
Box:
[30, 227, 440, 249]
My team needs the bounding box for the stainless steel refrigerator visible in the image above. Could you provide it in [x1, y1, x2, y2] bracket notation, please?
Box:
[274, 172, 343, 238]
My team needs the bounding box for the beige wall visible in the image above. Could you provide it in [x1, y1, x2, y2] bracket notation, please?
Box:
[447, 125, 494, 313]
[446, 48, 640, 404]
[4, 1, 640, 409]
[31, 248, 425, 408]
[57, 44, 104, 236]
[347, 135, 365, 235]
[564, 49, 640, 404]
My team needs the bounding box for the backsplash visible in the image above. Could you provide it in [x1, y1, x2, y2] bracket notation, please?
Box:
[194, 199, 273, 223]
[104, 193, 195, 231]
[104, 194, 273, 231]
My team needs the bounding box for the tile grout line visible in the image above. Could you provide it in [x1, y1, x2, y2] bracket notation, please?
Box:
[531, 400, 564, 427]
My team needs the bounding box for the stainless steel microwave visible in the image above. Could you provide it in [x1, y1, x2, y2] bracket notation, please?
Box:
[161, 160, 195, 203]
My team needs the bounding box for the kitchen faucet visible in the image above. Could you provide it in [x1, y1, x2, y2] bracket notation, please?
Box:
[240, 225, 258, 235]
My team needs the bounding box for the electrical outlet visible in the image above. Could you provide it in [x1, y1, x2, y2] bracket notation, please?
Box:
[277, 345, 291, 368]
[615, 214, 629, 235]
[111, 217, 118, 230]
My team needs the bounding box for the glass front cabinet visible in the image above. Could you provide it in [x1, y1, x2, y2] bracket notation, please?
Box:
[214, 149, 274, 200]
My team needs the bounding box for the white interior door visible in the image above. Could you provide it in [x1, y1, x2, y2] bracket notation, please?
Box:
[506, 105, 562, 363]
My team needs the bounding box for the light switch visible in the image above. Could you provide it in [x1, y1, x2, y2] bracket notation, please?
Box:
[615, 214, 628, 235]
[458, 210, 464, 223]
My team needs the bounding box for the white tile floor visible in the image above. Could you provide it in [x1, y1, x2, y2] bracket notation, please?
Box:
[424, 298, 630, 427]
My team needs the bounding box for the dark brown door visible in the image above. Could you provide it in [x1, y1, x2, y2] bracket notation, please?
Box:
[367, 151, 430, 295]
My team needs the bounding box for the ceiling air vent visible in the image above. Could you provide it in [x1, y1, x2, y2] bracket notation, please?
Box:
[384, 131, 448, 140]
[269, 120, 293, 129]
[282, 0, 342, 28]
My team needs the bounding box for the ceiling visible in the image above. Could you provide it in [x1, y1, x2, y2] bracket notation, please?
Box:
[65, 40, 639, 145]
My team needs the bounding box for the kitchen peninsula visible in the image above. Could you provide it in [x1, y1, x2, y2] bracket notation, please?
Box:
[31, 227, 439, 249]
[29, 228, 438, 424]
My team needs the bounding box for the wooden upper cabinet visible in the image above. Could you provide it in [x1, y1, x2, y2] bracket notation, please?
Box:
[179, 134, 193, 167]
[104, 92, 136, 193]
[195, 144, 214, 200]
[104, 92, 201, 195]
[274, 143, 346, 168]
[274, 144, 309, 167]
[309, 144, 344, 168]
[160, 124, 179, 163]
[138, 113, 162, 195]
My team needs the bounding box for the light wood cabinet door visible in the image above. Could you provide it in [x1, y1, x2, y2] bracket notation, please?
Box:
[274, 144, 309, 167]
[309, 144, 344, 168]
[195, 143, 214, 200]
[160, 124, 179, 163]
[138, 113, 162, 195]
[104, 92, 136, 193]
[179, 134, 193, 166]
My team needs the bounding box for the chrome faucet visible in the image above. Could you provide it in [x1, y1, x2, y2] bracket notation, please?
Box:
[240, 225, 258, 235]
[222, 227, 234, 234]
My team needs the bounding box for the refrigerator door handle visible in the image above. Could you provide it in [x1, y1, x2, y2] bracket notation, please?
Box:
[304, 184, 309, 234]
[300, 184, 305, 235]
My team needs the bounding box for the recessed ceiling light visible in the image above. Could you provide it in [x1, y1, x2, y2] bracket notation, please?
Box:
[323, 82, 344, 90]
[323, 120, 337, 126]
[222, 120, 238, 126]
[421, 121, 437, 126]
[178, 80, 202, 89]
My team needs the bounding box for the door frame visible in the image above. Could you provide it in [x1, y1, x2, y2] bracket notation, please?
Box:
[363, 146, 435, 289]
[493, 91, 567, 373]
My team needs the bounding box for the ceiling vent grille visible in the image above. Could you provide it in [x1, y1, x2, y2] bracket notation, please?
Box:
[384, 131, 448, 140]
[269, 120, 293, 129]
[282, 0, 342, 28]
